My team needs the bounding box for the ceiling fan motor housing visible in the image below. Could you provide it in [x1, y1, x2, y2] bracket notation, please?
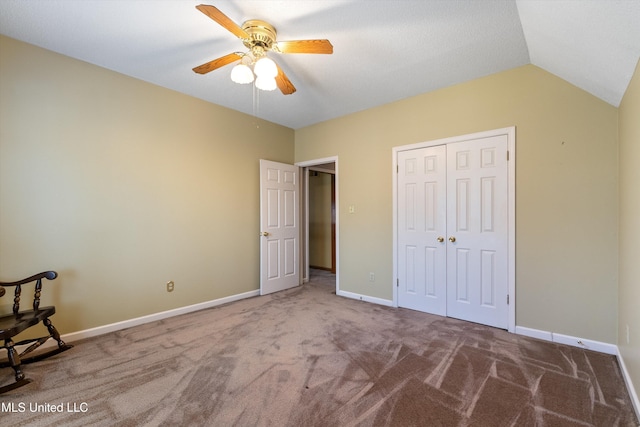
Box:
[242, 20, 277, 52]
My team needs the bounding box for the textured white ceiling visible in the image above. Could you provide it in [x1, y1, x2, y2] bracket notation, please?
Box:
[1, 0, 638, 129]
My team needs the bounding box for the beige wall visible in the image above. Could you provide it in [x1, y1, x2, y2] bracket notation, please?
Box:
[295, 65, 619, 344]
[308, 172, 332, 269]
[618, 59, 640, 395]
[0, 35, 627, 349]
[0, 36, 294, 334]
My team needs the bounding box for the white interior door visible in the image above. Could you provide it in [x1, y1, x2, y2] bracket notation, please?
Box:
[397, 146, 447, 315]
[260, 159, 300, 295]
[446, 136, 508, 329]
[396, 134, 509, 329]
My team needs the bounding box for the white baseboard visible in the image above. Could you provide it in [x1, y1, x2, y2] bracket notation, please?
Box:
[552, 332, 618, 355]
[39, 289, 260, 348]
[336, 290, 394, 307]
[515, 325, 640, 423]
[514, 326, 616, 354]
[617, 346, 640, 423]
[514, 326, 553, 342]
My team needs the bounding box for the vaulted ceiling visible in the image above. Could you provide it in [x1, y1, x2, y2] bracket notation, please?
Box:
[1, 0, 639, 129]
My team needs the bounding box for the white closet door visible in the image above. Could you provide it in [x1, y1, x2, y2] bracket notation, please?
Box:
[446, 135, 508, 329]
[397, 146, 447, 315]
[396, 134, 509, 329]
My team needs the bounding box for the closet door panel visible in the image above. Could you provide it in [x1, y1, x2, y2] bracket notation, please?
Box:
[397, 146, 447, 315]
[446, 136, 508, 329]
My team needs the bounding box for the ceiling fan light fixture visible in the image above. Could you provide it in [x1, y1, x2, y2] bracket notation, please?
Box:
[255, 76, 277, 91]
[254, 57, 278, 78]
[230, 63, 254, 84]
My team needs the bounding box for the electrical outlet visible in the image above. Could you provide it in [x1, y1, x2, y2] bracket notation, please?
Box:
[166, 281, 175, 292]
[369, 272, 375, 282]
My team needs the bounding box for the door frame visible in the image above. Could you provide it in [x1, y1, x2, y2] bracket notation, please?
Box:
[296, 156, 340, 294]
[392, 127, 516, 332]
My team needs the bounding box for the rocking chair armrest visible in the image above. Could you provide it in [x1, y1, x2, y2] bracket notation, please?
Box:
[0, 271, 58, 287]
[0, 271, 59, 315]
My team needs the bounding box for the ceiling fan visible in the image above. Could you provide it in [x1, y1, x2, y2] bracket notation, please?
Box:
[192, 4, 333, 95]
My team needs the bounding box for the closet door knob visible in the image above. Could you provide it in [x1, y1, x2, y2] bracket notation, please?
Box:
[437, 237, 444, 243]
[449, 236, 456, 243]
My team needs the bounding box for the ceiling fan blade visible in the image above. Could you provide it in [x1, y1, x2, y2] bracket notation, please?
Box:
[195, 4, 249, 39]
[275, 64, 296, 95]
[193, 52, 241, 74]
[275, 40, 333, 54]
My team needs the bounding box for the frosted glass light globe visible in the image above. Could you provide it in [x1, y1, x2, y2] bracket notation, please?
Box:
[254, 57, 278, 78]
[230, 64, 254, 84]
[255, 76, 277, 91]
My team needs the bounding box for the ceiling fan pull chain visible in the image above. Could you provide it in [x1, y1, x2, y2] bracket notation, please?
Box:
[253, 83, 260, 127]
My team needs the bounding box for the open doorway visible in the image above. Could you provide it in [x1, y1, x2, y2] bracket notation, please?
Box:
[309, 168, 335, 273]
[296, 157, 338, 293]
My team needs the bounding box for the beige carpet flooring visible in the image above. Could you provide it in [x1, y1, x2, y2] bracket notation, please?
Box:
[1, 270, 638, 426]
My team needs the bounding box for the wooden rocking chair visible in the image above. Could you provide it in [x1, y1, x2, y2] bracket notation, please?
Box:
[0, 271, 73, 394]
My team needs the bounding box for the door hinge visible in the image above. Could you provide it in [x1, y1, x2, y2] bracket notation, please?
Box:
[507, 151, 510, 161]
[396, 278, 399, 287]
[396, 164, 399, 173]
[507, 294, 510, 305]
